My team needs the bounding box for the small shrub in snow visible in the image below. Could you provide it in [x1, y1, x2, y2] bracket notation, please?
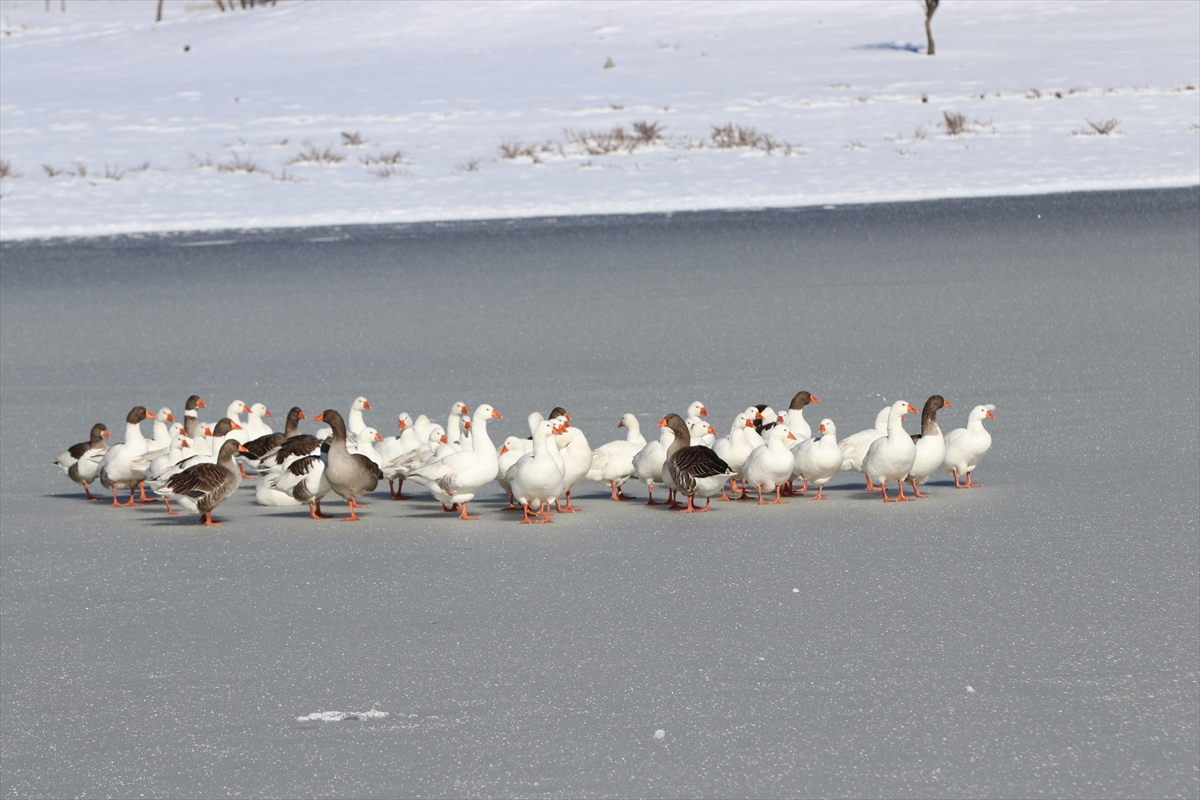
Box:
[264, 137, 289, 148]
[341, 131, 366, 147]
[271, 168, 303, 183]
[942, 111, 968, 136]
[845, 140, 867, 151]
[127, 160, 154, 173]
[102, 163, 125, 181]
[286, 142, 345, 166]
[360, 150, 407, 167]
[187, 153, 215, 170]
[0, 160, 20, 179]
[498, 138, 556, 164]
[456, 159, 482, 173]
[1083, 118, 1120, 135]
[74, 162, 89, 178]
[369, 166, 411, 178]
[217, 152, 262, 174]
[603, 57, 615, 69]
[710, 123, 795, 154]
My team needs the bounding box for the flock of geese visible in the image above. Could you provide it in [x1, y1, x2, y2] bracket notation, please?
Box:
[52, 391, 997, 526]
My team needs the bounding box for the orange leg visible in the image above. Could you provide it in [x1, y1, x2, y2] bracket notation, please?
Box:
[865, 475, 882, 492]
[555, 490, 580, 513]
[771, 486, 788, 505]
[389, 478, 411, 500]
[894, 479, 910, 501]
[239, 463, 254, 479]
[645, 484, 659, 506]
[811, 485, 828, 500]
[757, 486, 767, 505]
[83, 484, 98, 501]
[164, 497, 179, 515]
[964, 471, 983, 488]
[200, 511, 223, 527]
[909, 479, 932, 498]
[675, 494, 699, 514]
[309, 500, 332, 519]
[138, 481, 157, 503]
[505, 493, 519, 510]
[458, 501, 480, 520]
[341, 497, 362, 521]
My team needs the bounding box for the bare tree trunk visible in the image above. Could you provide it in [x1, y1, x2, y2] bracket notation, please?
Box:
[156, 0, 163, 22]
[924, 0, 939, 56]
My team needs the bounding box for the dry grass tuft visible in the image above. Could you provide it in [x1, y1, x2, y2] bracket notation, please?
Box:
[74, 162, 89, 178]
[102, 163, 125, 181]
[369, 166, 411, 178]
[603, 57, 615, 69]
[0, 160, 20, 179]
[710, 123, 795, 154]
[456, 159, 482, 173]
[264, 137, 289, 148]
[341, 131, 366, 147]
[845, 140, 867, 151]
[498, 138, 558, 163]
[127, 160, 154, 174]
[359, 150, 407, 166]
[1085, 118, 1120, 135]
[286, 142, 345, 166]
[564, 121, 664, 155]
[271, 168, 303, 183]
[942, 111, 968, 135]
[217, 152, 263, 174]
[43, 164, 68, 178]
[187, 153, 215, 170]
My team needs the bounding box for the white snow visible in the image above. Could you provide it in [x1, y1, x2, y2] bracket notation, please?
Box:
[653, 729, 666, 740]
[0, 0, 1197, 240]
[296, 709, 389, 722]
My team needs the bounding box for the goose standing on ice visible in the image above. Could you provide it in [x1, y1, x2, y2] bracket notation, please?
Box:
[314, 409, 383, 521]
[660, 413, 735, 514]
[862, 401, 919, 502]
[53, 423, 111, 500]
[241, 407, 306, 473]
[741, 423, 799, 504]
[839, 405, 890, 490]
[784, 390, 819, 440]
[906, 395, 951, 497]
[182, 395, 206, 439]
[412, 405, 503, 520]
[155, 439, 247, 526]
[99, 406, 157, 506]
[941, 404, 995, 488]
[631, 424, 673, 505]
[792, 419, 842, 500]
[553, 423, 592, 512]
[587, 413, 647, 501]
[507, 420, 566, 523]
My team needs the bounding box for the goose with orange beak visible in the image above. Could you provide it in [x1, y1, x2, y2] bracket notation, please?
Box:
[941, 404, 996, 488]
[862, 400, 920, 502]
[658, 413, 735, 514]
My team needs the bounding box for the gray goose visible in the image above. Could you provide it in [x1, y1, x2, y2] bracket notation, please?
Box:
[313, 409, 383, 521]
[156, 438, 247, 526]
[53, 423, 110, 500]
[659, 413, 735, 514]
[241, 406, 306, 471]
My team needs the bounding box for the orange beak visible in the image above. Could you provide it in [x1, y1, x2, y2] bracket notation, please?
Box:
[166, 413, 175, 422]
[500, 445, 509, 455]
[102, 430, 111, 439]
[700, 407, 709, 416]
[204, 427, 212, 436]
[197, 399, 206, 408]
[439, 434, 448, 443]
[754, 411, 763, 420]
[812, 396, 820, 403]
[264, 409, 272, 417]
[314, 412, 325, 422]
[399, 419, 406, 429]
[462, 406, 470, 416]
[943, 401, 952, 408]
[745, 419, 754, 427]
[617, 419, 625, 428]
[363, 401, 372, 410]
[465, 421, 472, 431]
[907, 404, 918, 414]
[374, 433, 383, 442]
[777, 415, 785, 424]
[181, 440, 190, 448]
[145, 411, 156, 419]
[238, 444, 249, 452]
[986, 410, 996, 420]
[708, 425, 717, 435]
[657, 418, 667, 427]
[491, 410, 503, 419]
[231, 421, 243, 430]
[818, 424, 826, 433]
[787, 432, 797, 441]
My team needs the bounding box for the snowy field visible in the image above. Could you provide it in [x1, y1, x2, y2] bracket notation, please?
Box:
[1, 188, 1197, 797]
[0, 0, 1198, 240]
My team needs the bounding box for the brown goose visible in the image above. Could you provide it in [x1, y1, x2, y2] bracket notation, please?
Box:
[53, 423, 111, 500]
[658, 413, 735, 514]
[241, 406, 306, 471]
[182, 394, 206, 439]
[784, 390, 819, 440]
[314, 409, 383, 521]
[157, 438, 247, 526]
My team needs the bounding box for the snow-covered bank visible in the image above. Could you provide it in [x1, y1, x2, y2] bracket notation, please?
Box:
[0, 0, 1197, 240]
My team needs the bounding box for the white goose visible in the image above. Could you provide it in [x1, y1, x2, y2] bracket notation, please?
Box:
[712, 413, 756, 500]
[741, 423, 799, 504]
[378, 413, 422, 499]
[352, 427, 385, 468]
[444, 401, 468, 445]
[839, 406, 890, 489]
[906, 395, 951, 497]
[553, 424, 592, 512]
[240, 403, 274, 441]
[631, 425, 674, 505]
[98, 406, 156, 506]
[496, 436, 529, 508]
[412, 405, 503, 520]
[506, 419, 566, 523]
[862, 401, 919, 502]
[792, 419, 842, 500]
[587, 413, 647, 501]
[941, 404, 995, 488]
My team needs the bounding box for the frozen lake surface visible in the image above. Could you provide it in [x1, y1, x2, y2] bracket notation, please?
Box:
[2, 188, 1198, 797]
